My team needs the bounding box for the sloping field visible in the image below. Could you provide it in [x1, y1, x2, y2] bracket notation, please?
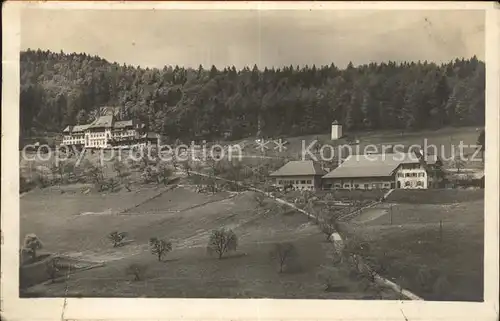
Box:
[125, 187, 231, 213]
[20, 186, 175, 255]
[344, 191, 484, 301]
[21, 187, 400, 299]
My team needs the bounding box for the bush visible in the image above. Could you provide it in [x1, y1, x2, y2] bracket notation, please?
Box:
[108, 231, 127, 247]
[23, 234, 43, 261]
[125, 263, 148, 281]
[207, 228, 238, 259]
[149, 237, 173, 261]
[105, 177, 120, 192]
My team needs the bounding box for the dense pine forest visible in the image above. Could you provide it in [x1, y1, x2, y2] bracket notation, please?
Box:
[20, 49, 485, 142]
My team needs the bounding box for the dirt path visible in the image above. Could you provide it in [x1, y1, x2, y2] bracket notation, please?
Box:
[183, 170, 424, 301]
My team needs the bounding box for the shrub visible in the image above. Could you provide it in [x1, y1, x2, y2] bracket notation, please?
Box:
[125, 263, 148, 281]
[156, 163, 173, 186]
[23, 234, 43, 260]
[207, 228, 238, 259]
[106, 177, 120, 192]
[269, 242, 298, 273]
[141, 165, 158, 184]
[108, 231, 127, 247]
[149, 237, 173, 261]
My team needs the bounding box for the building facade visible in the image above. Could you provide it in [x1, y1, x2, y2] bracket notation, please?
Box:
[323, 177, 394, 190]
[394, 163, 429, 189]
[322, 152, 442, 190]
[62, 113, 159, 149]
[269, 161, 326, 191]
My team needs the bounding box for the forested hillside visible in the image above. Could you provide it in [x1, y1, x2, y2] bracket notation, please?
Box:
[20, 49, 485, 142]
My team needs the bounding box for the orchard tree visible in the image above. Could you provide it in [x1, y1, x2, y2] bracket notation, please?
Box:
[207, 228, 238, 259]
[269, 242, 299, 273]
[149, 237, 173, 261]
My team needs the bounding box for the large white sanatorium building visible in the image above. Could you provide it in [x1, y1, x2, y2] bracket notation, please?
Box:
[62, 113, 160, 149]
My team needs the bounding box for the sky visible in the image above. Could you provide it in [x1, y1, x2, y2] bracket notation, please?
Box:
[21, 9, 485, 69]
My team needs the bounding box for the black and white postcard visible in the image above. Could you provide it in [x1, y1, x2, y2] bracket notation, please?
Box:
[2, 2, 498, 321]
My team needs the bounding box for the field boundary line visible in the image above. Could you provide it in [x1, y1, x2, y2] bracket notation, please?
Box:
[120, 184, 177, 214]
[184, 170, 424, 301]
[337, 201, 381, 222]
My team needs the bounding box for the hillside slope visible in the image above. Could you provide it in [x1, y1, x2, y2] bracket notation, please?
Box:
[21, 49, 484, 142]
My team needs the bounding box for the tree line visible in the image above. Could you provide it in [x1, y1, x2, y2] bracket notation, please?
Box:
[21, 49, 485, 142]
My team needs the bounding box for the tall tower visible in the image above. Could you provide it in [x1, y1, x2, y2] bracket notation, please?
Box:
[331, 120, 343, 140]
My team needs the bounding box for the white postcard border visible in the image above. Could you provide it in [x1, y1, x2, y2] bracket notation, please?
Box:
[2, 2, 498, 321]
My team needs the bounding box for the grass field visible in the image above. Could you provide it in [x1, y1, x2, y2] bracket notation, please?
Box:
[20, 185, 400, 299]
[343, 190, 484, 301]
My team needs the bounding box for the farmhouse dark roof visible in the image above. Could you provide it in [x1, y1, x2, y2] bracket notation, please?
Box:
[269, 160, 326, 177]
[323, 152, 439, 179]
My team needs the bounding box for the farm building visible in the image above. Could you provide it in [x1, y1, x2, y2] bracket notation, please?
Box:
[444, 169, 485, 189]
[322, 151, 443, 190]
[269, 160, 327, 191]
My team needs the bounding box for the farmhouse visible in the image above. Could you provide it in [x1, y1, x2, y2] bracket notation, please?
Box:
[269, 160, 326, 191]
[322, 151, 442, 190]
[62, 110, 160, 149]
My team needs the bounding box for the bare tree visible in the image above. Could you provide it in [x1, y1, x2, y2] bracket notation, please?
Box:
[50, 162, 64, 185]
[319, 218, 336, 242]
[149, 237, 173, 262]
[451, 146, 466, 174]
[180, 160, 192, 177]
[85, 162, 106, 191]
[270, 242, 298, 273]
[206, 173, 218, 194]
[156, 163, 173, 186]
[106, 177, 120, 192]
[113, 159, 130, 182]
[207, 228, 238, 259]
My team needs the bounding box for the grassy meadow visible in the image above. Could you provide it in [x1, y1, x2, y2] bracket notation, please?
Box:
[342, 189, 484, 301]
